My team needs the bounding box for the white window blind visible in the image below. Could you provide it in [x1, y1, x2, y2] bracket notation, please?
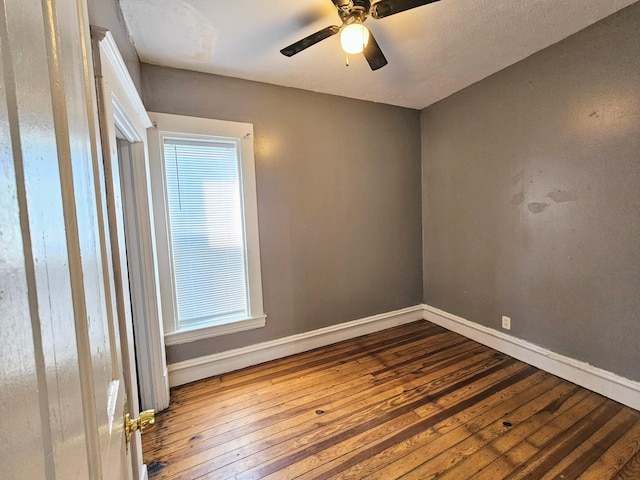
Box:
[163, 138, 248, 328]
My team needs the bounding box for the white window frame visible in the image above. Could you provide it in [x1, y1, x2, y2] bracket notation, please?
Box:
[148, 112, 265, 346]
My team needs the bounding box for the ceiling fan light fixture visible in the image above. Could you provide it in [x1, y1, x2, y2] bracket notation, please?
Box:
[340, 22, 370, 55]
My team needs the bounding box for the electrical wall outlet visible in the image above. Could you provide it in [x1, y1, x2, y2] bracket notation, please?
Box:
[502, 316, 511, 330]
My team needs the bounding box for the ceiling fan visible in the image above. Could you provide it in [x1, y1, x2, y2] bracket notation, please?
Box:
[280, 0, 442, 71]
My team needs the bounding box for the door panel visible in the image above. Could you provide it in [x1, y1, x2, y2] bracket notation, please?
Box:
[104, 125, 140, 480]
[0, 0, 94, 478]
[0, 15, 54, 477]
[54, 1, 127, 477]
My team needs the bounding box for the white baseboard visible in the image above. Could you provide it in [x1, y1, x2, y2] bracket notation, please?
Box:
[422, 304, 640, 411]
[168, 305, 424, 387]
[167, 302, 640, 411]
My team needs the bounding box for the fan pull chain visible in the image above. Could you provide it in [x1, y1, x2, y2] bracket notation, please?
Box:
[345, 53, 350, 67]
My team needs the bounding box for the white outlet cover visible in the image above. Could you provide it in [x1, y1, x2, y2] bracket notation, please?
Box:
[502, 316, 511, 330]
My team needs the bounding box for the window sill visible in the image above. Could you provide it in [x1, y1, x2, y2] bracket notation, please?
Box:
[164, 314, 267, 346]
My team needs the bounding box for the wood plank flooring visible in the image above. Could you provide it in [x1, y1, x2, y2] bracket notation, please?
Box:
[143, 321, 640, 479]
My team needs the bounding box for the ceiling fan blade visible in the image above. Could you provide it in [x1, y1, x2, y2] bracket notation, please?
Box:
[371, 0, 441, 19]
[280, 25, 341, 57]
[363, 31, 388, 70]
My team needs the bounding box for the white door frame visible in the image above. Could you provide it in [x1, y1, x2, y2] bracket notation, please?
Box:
[91, 27, 169, 413]
[91, 26, 170, 478]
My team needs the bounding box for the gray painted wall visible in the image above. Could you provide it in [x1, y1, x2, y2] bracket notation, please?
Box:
[86, 0, 141, 92]
[421, 3, 640, 381]
[141, 65, 423, 364]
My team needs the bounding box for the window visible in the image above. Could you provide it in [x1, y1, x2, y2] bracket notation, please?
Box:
[148, 113, 265, 345]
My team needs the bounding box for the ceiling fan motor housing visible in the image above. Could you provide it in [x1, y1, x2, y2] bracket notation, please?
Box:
[337, 0, 372, 23]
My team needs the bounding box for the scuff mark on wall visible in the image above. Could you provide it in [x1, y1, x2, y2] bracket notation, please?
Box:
[511, 170, 524, 185]
[511, 192, 525, 206]
[510, 169, 525, 206]
[547, 189, 576, 203]
[528, 202, 549, 214]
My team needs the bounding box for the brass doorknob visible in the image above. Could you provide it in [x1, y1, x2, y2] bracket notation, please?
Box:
[125, 409, 156, 442]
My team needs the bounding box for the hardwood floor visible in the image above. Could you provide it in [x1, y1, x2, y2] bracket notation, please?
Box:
[143, 321, 640, 479]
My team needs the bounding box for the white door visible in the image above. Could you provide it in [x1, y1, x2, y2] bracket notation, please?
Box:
[0, 0, 140, 479]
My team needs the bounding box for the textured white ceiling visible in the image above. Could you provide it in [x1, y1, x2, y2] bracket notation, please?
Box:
[120, 0, 638, 109]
